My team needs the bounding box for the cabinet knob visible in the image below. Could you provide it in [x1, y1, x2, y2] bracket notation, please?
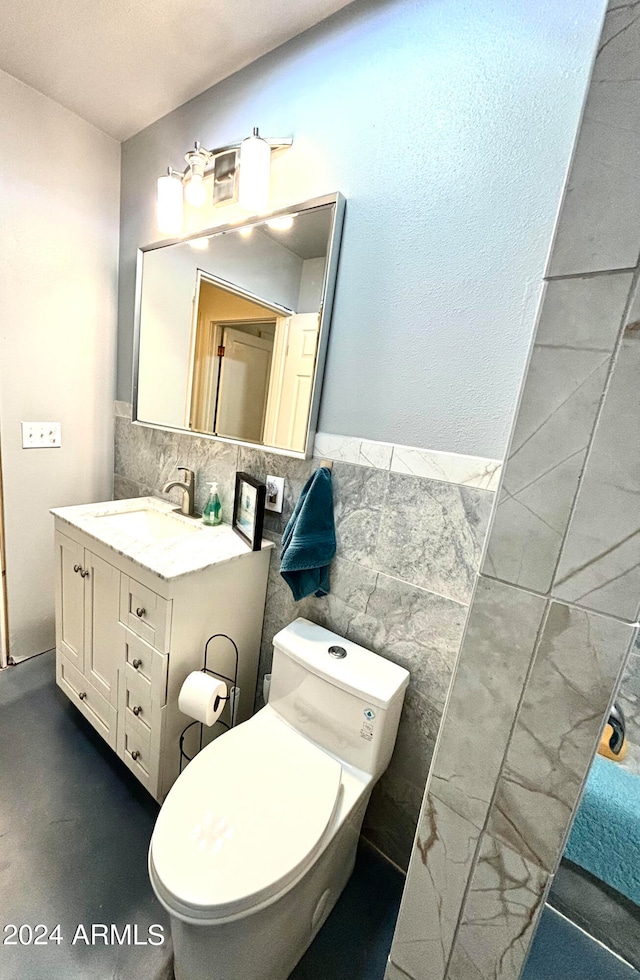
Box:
[131, 750, 140, 761]
[132, 658, 142, 669]
[80, 569, 90, 578]
[135, 607, 145, 618]
[73, 564, 81, 573]
[78, 691, 87, 700]
[132, 705, 142, 716]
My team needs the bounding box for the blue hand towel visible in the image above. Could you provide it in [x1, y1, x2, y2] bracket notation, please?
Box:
[280, 466, 336, 601]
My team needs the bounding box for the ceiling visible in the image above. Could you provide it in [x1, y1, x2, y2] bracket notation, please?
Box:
[0, 0, 355, 141]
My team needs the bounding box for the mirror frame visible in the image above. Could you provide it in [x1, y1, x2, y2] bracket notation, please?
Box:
[131, 192, 346, 458]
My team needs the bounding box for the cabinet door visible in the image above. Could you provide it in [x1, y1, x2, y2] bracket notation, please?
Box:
[57, 655, 117, 750]
[83, 550, 122, 706]
[54, 532, 85, 671]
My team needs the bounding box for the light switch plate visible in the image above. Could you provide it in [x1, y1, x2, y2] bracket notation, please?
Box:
[265, 475, 285, 513]
[21, 422, 61, 448]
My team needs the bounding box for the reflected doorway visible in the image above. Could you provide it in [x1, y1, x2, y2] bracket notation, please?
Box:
[188, 275, 320, 451]
[189, 278, 278, 442]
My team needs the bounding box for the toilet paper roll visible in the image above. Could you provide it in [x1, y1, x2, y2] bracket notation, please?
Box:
[178, 672, 227, 726]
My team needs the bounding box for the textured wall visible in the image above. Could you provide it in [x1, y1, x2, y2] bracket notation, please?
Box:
[116, 0, 604, 458]
[387, 4, 640, 978]
[0, 69, 120, 662]
[113, 408, 497, 867]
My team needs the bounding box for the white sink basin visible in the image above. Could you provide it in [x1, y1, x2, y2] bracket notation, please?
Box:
[94, 508, 202, 543]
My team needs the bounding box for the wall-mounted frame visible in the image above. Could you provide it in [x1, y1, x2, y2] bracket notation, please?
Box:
[132, 193, 345, 459]
[232, 472, 266, 551]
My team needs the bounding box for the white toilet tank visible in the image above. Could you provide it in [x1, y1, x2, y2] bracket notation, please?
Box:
[269, 619, 409, 780]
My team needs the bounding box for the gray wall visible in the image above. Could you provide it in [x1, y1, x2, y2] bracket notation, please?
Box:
[387, 3, 640, 977]
[117, 0, 604, 459]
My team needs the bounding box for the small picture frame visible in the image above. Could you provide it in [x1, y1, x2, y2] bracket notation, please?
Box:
[232, 472, 266, 551]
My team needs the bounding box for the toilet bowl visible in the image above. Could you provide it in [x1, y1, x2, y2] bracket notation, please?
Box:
[149, 617, 409, 980]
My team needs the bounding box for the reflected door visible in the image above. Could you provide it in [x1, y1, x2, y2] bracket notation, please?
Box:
[215, 328, 273, 442]
[266, 313, 320, 452]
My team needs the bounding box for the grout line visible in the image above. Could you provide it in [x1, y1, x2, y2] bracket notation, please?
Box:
[443, 595, 552, 976]
[544, 267, 637, 282]
[386, 955, 415, 980]
[546, 262, 640, 596]
[333, 557, 470, 609]
[359, 834, 407, 877]
[479, 571, 639, 628]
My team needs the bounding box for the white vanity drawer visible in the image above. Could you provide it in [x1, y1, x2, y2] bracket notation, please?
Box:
[124, 709, 151, 757]
[122, 629, 168, 705]
[117, 659, 164, 797]
[122, 725, 151, 778]
[123, 664, 152, 726]
[120, 709, 161, 793]
[120, 576, 171, 652]
[57, 655, 117, 749]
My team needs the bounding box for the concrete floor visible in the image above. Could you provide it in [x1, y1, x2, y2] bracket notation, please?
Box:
[4, 649, 636, 980]
[523, 906, 638, 980]
[0, 650, 173, 980]
[548, 859, 640, 971]
[0, 651, 404, 980]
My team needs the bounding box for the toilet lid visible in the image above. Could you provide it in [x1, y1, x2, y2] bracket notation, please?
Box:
[150, 710, 342, 920]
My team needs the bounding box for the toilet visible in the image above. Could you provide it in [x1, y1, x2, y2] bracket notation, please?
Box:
[148, 617, 409, 980]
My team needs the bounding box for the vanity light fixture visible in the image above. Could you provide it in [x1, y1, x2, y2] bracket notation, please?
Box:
[157, 170, 184, 235]
[156, 129, 293, 234]
[238, 128, 272, 212]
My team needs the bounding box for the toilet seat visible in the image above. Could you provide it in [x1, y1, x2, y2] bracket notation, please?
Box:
[150, 710, 343, 922]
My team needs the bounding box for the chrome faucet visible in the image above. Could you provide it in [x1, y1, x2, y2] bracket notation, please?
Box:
[162, 467, 196, 517]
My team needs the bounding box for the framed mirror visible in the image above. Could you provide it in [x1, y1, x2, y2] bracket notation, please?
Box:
[133, 193, 345, 457]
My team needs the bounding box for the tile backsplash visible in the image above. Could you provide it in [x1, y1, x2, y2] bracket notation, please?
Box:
[113, 406, 498, 869]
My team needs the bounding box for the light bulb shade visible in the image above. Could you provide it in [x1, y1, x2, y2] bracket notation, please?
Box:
[239, 132, 271, 212]
[266, 215, 294, 231]
[157, 173, 183, 234]
[184, 172, 207, 207]
[188, 236, 209, 250]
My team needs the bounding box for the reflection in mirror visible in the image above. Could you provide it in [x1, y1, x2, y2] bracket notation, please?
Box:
[134, 194, 344, 456]
[523, 666, 640, 978]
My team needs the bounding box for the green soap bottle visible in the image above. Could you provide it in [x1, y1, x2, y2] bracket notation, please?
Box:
[202, 482, 222, 526]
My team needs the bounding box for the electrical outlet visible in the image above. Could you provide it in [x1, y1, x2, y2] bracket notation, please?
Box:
[21, 422, 62, 449]
[265, 475, 285, 513]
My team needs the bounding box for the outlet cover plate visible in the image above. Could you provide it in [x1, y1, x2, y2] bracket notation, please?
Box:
[22, 422, 61, 448]
[265, 475, 285, 513]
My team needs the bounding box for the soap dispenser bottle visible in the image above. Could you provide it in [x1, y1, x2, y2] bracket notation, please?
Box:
[202, 482, 222, 526]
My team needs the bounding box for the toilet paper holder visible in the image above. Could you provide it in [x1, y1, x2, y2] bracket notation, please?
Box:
[179, 632, 240, 772]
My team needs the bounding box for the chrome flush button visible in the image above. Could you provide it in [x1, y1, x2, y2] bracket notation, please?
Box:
[328, 645, 347, 659]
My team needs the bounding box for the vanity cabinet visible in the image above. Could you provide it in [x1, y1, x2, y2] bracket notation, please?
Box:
[55, 535, 120, 746]
[52, 499, 272, 802]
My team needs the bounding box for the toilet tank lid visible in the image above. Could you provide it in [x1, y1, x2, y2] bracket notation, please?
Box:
[273, 618, 409, 709]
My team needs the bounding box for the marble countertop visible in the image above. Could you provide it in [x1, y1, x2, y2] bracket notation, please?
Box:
[51, 496, 273, 582]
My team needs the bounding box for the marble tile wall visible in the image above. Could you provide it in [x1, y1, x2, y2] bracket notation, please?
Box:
[483, 272, 632, 594]
[113, 404, 496, 869]
[314, 432, 502, 492]
[388, 3, 640, 979]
